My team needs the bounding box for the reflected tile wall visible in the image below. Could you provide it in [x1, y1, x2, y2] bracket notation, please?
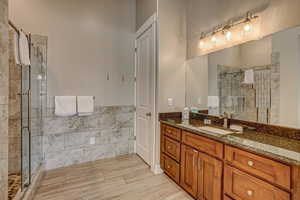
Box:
[0, 0, 9, 199]
[43, 97, 135, 170]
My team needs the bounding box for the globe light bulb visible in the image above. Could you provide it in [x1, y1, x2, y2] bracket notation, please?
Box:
[211, 36, 217, 42]
[199, 40, 204, 48]
[244, 23, 252, 32]
[225, 31, 232, 40]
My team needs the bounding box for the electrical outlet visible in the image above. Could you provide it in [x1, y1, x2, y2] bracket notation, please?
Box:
[197, 97, 202, 105]
[167, 98, 173, 106]
[90, 137, 96, 145]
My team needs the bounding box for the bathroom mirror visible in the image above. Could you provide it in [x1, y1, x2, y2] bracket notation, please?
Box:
[186, 24, 300, 128]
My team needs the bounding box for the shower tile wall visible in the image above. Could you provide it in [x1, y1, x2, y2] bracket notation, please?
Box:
[0, 0, 9, 199]
[43, 99, 135, 170]
[8, 30, 21, 174]
[217, 61, 280, 124]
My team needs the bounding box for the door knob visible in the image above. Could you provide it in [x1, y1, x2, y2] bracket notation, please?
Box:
[146, 112, 152, 117]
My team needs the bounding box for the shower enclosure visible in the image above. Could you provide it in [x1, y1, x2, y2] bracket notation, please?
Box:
[20, 34, 48, 189]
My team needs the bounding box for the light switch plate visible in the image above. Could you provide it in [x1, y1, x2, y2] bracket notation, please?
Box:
[167, 98, 173, 106]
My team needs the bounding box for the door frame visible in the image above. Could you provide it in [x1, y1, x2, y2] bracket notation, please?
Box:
[134, 13, 158, 173]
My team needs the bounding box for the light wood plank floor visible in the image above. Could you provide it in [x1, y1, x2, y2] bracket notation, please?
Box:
[33, 154, 193, 200]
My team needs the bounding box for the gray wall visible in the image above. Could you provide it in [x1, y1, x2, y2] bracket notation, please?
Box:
[9, 0, 136, 106]
[156, 0, 187, 169]
[136, 0, 157, 30]
[0, 0, 8, 199]
[158, 0, 187, 113]
[272, 26, 300, 128]
[187, 0, 300, 59]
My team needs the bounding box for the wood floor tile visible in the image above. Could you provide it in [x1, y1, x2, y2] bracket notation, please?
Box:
[34, 154, 193, 200]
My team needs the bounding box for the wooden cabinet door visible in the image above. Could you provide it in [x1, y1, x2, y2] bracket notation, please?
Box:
[180, 144, 198, 197]
[197, 152, 222, 200]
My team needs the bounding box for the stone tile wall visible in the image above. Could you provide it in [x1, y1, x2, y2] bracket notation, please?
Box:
[0, 0, 9, 199]
[43, 98, 135, 170]
[8, 30, 21, 174]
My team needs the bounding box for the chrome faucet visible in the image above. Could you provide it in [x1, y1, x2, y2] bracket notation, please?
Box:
[220, 112, 231, 128]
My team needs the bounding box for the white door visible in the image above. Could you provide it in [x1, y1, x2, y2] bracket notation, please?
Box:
[135, 23, 156, 165]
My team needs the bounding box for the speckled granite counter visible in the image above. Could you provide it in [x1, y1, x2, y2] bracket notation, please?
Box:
[160, 118, 300, 165]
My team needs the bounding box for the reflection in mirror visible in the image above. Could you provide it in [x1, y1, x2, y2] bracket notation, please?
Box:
[186, 25, 300, 128]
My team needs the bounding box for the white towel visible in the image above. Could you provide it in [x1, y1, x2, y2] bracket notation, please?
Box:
[19, 31, 31, 66]
[243, 69, 254, 84]
[13, 32, 20, 65]
[77, 96, 94, 116]
[55, 96, 77, 117]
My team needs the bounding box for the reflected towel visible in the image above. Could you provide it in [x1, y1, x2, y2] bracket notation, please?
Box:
[13, 32, 20, 65]
[243, 69, 254, 84]
[77, 96, 94, 116]
[55, 96, 77, 117]
[19, 31, 31, 66]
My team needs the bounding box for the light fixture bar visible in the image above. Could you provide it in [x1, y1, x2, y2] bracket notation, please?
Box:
[198, 12, 261, 55]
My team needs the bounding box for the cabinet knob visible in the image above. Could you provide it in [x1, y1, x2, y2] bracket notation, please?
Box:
[248, 161, 254, 167]
[247, 190, 253, 196]
[167, 130, 171, 133]
[167, 146, 171, 149]
[167, 165, 171, 169]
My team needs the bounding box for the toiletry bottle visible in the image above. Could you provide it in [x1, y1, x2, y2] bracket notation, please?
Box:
[182, 107, 190, 121]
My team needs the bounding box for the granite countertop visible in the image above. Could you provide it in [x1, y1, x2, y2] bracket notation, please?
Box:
[160, 118, 300, 165]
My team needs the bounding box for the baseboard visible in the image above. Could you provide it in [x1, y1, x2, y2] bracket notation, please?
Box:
[21, 165, 45, 200]
[152, 164, 163, 174]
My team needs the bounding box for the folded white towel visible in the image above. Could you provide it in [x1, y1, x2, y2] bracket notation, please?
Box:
[55, 96, 77, 117]
[19, 31, 31, 66]
[77, 96, 94, 116]
[13, 32, 20, 65]
[243, 69, 254, 84]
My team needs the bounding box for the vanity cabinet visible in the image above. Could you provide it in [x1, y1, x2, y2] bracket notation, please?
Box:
[180, 144, 222, 199]
[197, 151, 222, 200]
[224, 165, 290, 200]
[161, 122, 300, 200]
[180, 144, 198, 197]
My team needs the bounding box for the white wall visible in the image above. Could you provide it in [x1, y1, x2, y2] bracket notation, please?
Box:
[157, 0, 187, 113]
[272, 26, 300, 128]
[9, 0, 136, 106]
[136, 0, 157, 30]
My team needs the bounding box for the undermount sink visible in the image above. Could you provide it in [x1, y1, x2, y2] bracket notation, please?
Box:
[197, 126, 234, 136]
[180, 124, 234, 136]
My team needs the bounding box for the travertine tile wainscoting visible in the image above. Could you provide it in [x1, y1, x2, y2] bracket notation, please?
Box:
[43, 98, 135, 170]
[0, 0, 9, 199]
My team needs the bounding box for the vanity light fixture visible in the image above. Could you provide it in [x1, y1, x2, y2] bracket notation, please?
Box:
[198, 12, 261, 55]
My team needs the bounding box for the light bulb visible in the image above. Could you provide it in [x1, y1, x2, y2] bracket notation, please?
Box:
[225, 31, 232, 40]
[198, 41, 204, 48]
[244, 23, 252, 32]
[211, 36, 217, 42]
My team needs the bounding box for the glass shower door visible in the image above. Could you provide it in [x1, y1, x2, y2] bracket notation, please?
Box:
[21, 65, 31, 189]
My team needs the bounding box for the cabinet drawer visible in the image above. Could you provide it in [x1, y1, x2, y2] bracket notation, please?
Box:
[225, 146, 291, 190]
[163, 155, 180, 184]
[182, 131, 223, 159]
[224, 166, 290, 200]
[164, 137, 181, 162]
[164, 125, 181, 141]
